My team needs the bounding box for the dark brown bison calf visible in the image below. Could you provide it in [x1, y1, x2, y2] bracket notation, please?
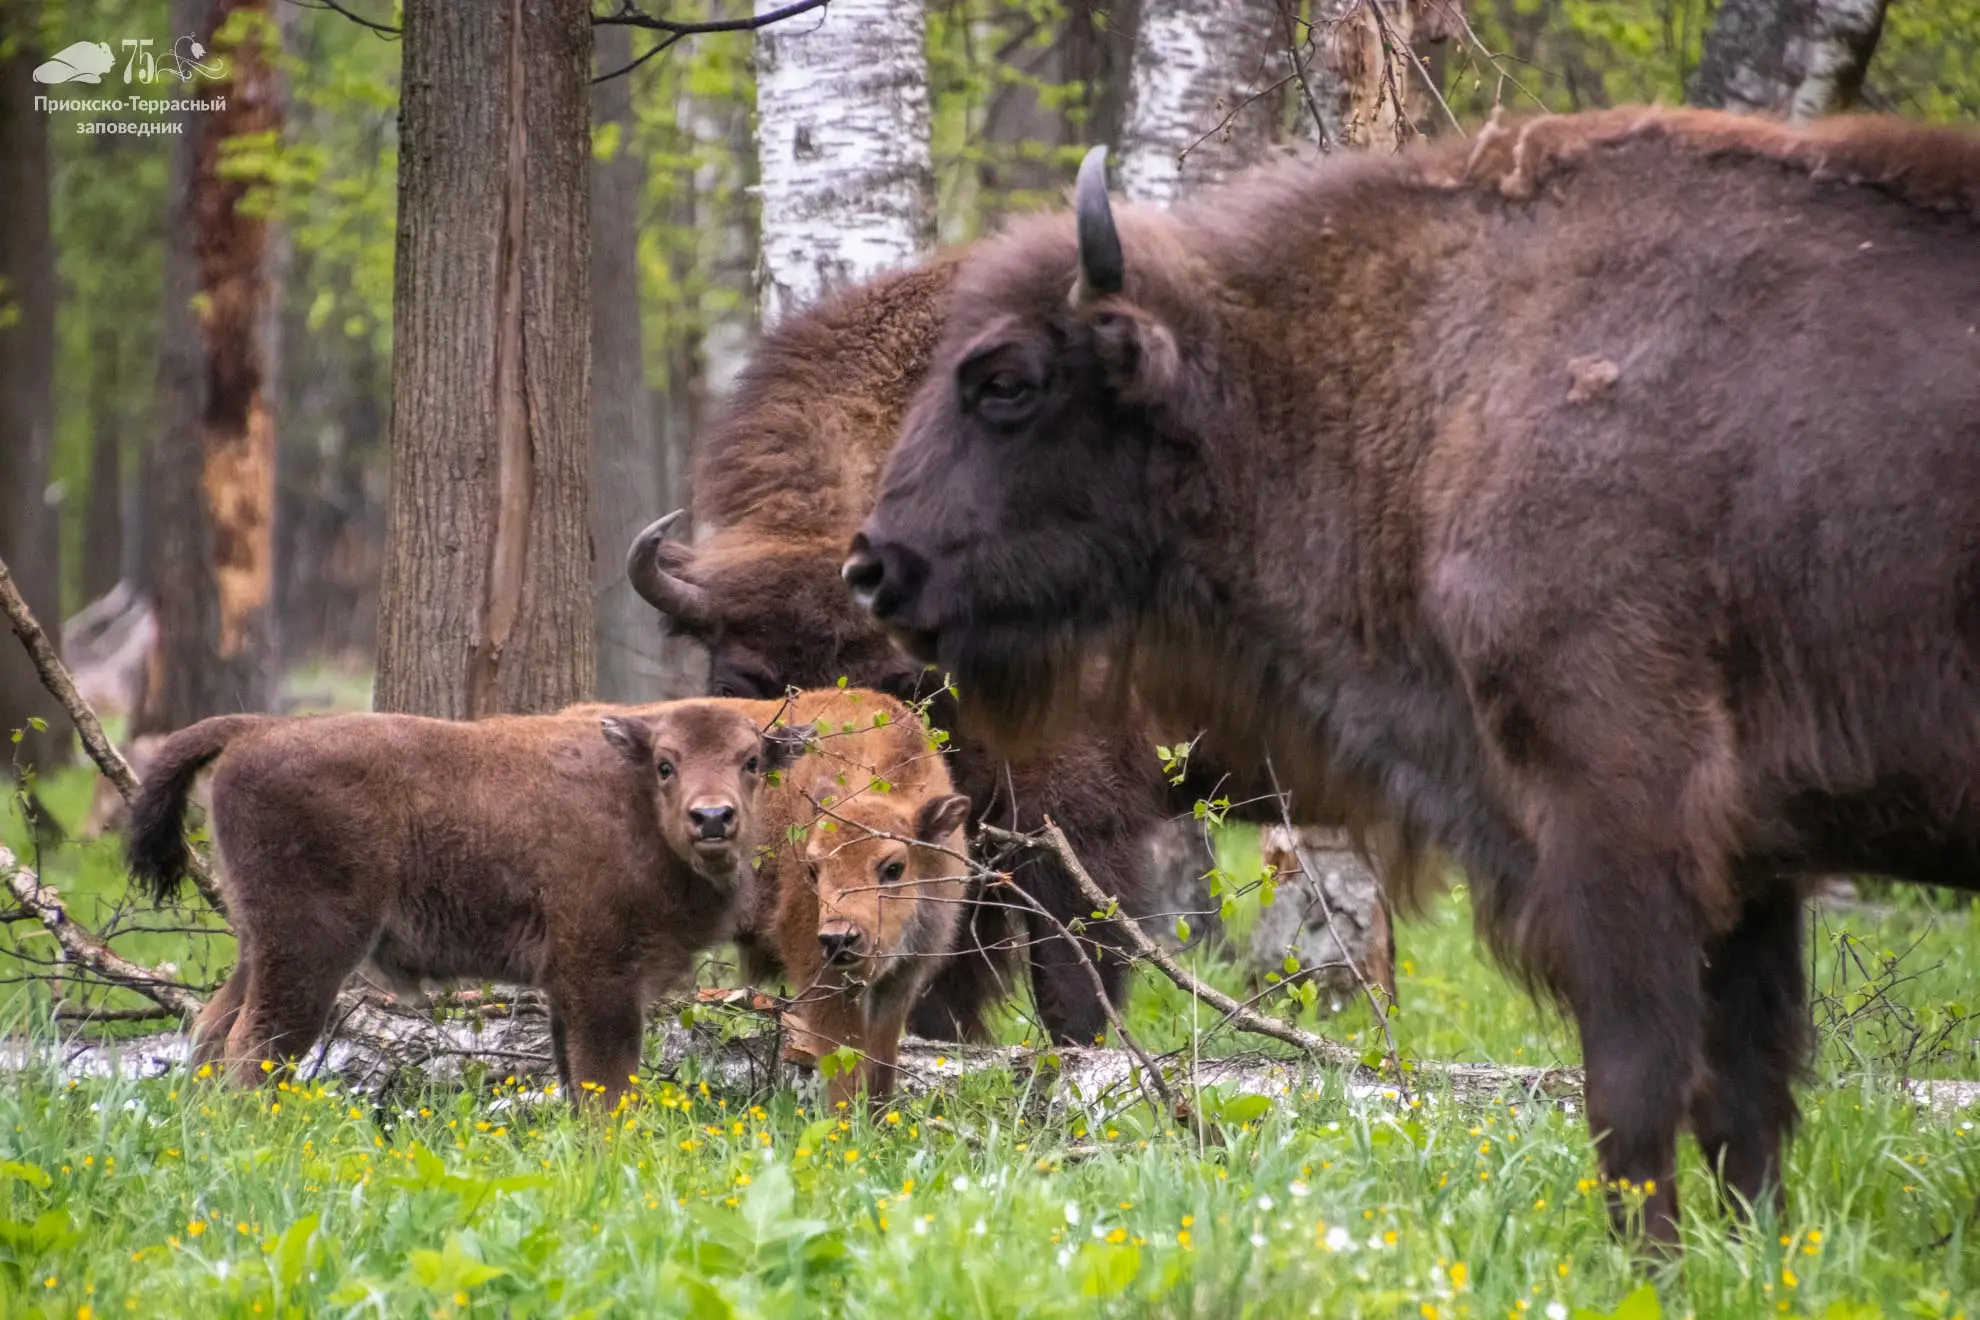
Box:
[852, 109, 1980, 1240]
[126, 701, 807, 1108]
[727, 689, 971, 1109]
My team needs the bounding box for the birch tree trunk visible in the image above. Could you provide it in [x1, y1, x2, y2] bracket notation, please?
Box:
[133, 0, 283, 737]
[375, 0, 592, 718]
[1116, 0, 1283, 203]
[0, 0, 67, 768]
[752, 0, 934, 326]
[1689, 0, 1890, 120]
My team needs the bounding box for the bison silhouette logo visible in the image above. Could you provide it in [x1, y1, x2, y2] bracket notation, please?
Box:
[33, 40, 115, 84]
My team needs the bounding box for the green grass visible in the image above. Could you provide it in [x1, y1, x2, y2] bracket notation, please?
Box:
[3, 762, 1979, 1317]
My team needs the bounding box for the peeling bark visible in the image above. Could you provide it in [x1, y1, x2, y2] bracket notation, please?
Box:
[753, 0, 934, 325]
[1690, 0, 1890, 121]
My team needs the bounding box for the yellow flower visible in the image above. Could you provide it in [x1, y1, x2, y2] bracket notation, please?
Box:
[1177, 1230, 1193, 1251]
[1181, 1215, 1195, 1228]
[1450, 1262, 1469, 1290]
[1782, 1268, 1798, 1289]
[186, 1221, 205, 1237]
[886, 1112, 902, 1125]
[1107, 1228, 1127, 1244]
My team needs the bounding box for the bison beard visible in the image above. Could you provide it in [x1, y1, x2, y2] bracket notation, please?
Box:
[853, 110, 1980, 1241]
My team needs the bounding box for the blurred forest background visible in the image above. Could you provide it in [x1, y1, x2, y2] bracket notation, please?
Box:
[1, 0, 1977, 777]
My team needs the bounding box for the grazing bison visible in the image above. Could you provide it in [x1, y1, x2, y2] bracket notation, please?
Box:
[728, 688, 972, 1108]
[127, 701, 808, 1108]
[848, 108, 1980, 1239]
[626, 262, 1174, 1047]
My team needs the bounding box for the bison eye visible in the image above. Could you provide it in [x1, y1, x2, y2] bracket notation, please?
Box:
[880, 859, 907, 883]
[972, 371, 1038, 428]
[657, 760, 676, 781]
[743, 755, 760, 775]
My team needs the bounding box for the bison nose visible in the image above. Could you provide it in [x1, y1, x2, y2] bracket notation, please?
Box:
[818, 930, 861, 965]
[841, 536, 885, 609]
[689, 804, 736, 840]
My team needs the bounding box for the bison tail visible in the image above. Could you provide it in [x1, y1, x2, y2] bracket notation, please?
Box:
[125, 715, 267, 905]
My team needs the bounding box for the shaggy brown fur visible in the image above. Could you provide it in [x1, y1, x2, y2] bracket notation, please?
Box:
[633, 259, 1177, 1048]
[852, 108, 1980, 1240]
[126, 701, 807, 1109]
[724, 689, 970, 1108]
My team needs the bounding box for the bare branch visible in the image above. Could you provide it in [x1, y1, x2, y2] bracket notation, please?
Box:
[284, 0, 400, 38]
[0, 555, 227, 914]
[2, 845, 204, 1019]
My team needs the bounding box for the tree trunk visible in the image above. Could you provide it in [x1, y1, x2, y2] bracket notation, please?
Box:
[80, 325, 125, 607]
[1116, 0, 1284, 202]
[0, 0, 69, 768]
[135, 0, 283, 736]
[1689, 0, 1889, 119]
[752, 0, 934, 325]
[1251, 826, 1397, 1005]
[375, 0, 593, 718]
[591, 25, 692, 703]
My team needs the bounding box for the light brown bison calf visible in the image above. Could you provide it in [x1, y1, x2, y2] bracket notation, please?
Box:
[126, 701, 808, 1108]
[730, 689, 971, 1109]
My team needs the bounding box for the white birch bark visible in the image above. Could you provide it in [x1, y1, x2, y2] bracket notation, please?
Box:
[752, 0, 933, 326]
[1116, 0, 1283, 204]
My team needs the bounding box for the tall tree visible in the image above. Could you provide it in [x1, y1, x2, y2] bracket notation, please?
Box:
[374, 0, 592, 718]
[0, 0, 68, 767]
[135, 0, 284, 736]
[591, 24, 691, 702]
[753, 0, 935, 325]
[1690, 0, 1890, 119]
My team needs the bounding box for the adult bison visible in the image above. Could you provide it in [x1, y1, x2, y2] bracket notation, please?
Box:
[848, 108, 1980, 1239]
[624, 263, 1173, 1047]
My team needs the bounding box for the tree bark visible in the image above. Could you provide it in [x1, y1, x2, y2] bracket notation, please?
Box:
[1689, 0, 1889, 120]
[1116, 0, 1284, 203]
[80, 325, 125, 607]
[375, 0, 593, 718]
[135, 0, 283, 736]
[752, 0, 934, 326]
[0, 0, 68, 768]
[590, 24, 689, 703]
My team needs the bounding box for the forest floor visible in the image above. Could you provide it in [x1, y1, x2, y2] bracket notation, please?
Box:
[1, 760, 1977, 1318]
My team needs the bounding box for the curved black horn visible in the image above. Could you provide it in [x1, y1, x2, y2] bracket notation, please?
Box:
[626, 510, 714, 627]
[1075, 145, 1124, 299]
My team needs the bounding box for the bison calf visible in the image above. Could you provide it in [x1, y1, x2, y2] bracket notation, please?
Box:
[126, 701, 807, 1108]
[730, 689, 972, 1109]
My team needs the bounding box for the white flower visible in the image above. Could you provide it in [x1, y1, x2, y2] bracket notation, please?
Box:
[952, 1175, 971, 1192]
[1547, 1304, 1568, 1320]
[1064, 1201, 1081, 1226]
[1288, 1181, 1310, 1199]
[1256, 1194, 1275, 1212]
[1325, 1226, 1351, 1252]
[1250, 1232, 1268, 1247]
[1368, 1232, 1387, 1250]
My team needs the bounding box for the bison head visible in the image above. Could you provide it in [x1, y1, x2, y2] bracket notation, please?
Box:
[800, 781, 971, 993]
[845, 146, 1217, 744]
[601, 701, 812, 890]
[627, 513, 939, 706]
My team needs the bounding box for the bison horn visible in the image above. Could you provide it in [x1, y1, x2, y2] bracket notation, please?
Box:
[1074, 144, 1124, 300]
[625, 510, 714, 627]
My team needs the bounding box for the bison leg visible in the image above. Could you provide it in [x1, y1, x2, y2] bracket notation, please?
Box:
[1010, 831, 1141, 1046]
[548, 1011, 572, 1095]
[223, 942, 355, 1084]
[907, 914, 1013, 1043]
[548, 985, 644, 1111]
[1689, 878, 1806, 1219]
[1531, 799, 1714, 1247]
[191, 966, 249, 1071]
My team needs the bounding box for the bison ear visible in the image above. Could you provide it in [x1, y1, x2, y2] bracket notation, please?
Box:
[913, 793, 972, 844]
[1090, 303, 1181, 408]
[600, 715, 654, 765]
[762, 722, 816, 773]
